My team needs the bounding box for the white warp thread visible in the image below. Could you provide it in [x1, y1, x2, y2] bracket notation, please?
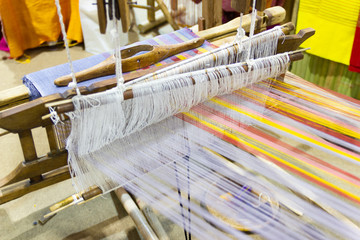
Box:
[127, 26, 284, 86]
[65, 53, 289, 192]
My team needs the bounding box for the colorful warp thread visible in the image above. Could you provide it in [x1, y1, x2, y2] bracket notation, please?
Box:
[92, 72, 360, 239]
[181, 72, 360, 205]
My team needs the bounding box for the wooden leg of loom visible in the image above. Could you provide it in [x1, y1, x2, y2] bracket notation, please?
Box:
[0, 122, 70, 204]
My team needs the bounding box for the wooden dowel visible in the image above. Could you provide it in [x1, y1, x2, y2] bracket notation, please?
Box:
[135, 196, 170, 240]
[81, 186, 103, 200]
[115, 188, 159, 240]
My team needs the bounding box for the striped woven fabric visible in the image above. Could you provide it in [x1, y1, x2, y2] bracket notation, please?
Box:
[179, 72, 360, 205]
[22, 28, 216, 100]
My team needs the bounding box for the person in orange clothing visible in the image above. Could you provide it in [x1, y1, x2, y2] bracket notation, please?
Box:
[0, 0, 83, 59]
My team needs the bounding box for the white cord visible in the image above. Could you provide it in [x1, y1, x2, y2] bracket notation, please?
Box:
[54, 0, 81, 96]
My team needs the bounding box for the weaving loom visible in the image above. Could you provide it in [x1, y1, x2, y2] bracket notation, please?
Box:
[1, 2, 360, 239]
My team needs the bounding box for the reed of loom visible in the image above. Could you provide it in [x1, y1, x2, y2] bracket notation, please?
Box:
[0, 9, 315, 205]
[50, 50, 306, 115]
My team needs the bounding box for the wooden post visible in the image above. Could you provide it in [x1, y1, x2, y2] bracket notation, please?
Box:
[45, 125, 58, 153]
[256, 0, 267, 33]
[255, 0, 266, 11]
[202, 0, 223, 29]
[147, 0, 156, 22]
[97, 0, 107, 34]
[18, 130, 42, 183]
[198, 17, 206, 31]
[231, 0, 250, 14]
[118, 0, 131, 32]
[115, 188, 159, 240]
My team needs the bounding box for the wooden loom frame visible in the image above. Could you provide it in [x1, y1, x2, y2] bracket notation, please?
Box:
[0, 7, 315, 205]
[134, 0, 269, 33]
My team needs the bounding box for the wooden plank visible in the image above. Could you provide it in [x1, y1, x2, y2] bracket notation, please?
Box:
[170, 0, 177, 11]
[0, 150, 68, 188]
[202, 0, 222, 29]
[0, 166, 70, 205]
[291, 0, 300, 30]
[0, 93, 63, 132]
[0, 85, 29, 108]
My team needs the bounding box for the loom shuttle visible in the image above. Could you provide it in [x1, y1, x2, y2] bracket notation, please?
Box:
[54, 38, 205, 87]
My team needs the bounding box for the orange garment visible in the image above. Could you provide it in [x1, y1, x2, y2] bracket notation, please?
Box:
[0, 0, 82, 58]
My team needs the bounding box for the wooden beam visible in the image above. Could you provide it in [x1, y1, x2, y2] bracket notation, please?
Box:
[202, 0, 222, 29]
[0, 150, 68, 188]
[155, 0, 179, 31]
[0, 166, 70, 205]
[276, 28, 315, 54]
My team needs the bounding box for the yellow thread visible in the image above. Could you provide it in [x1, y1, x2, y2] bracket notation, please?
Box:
[211, 97, 360, 163]
[183, 112, 360, 203]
